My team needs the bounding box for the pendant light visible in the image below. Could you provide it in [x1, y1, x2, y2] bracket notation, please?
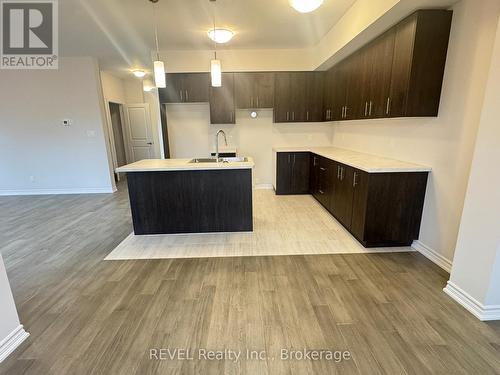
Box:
[210, 0, 222, 87]
[150, 0, 166, 88]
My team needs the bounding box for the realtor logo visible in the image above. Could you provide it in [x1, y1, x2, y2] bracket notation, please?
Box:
[1, 0, 58, 69]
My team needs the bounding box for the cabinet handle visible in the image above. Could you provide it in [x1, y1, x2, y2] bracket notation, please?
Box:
[344, 107, 348, 119]
[340, 167, 345, 181]
[364, 102, 368, 117]
[250, 97, 254, 107]
[386, 97, 391, 115]
[293, 154, 296, 164]
[180, 90, 183, 102]
[337, 166, 341, 179]
[320, 167, 326, 171]
[369, 101, 373, 116]
[185, 90, 189, 101]
[314, 157, 318, 166]
[353, 172, 358, 187]
[319, 189, 325, 194]
[328, 109, 331, 120]
[306, 111, 309, 121]
[256, 97, 259, 108]
[292, 111, 295, 121]
[286, 111, 289, 121]
[288, 154, 291, 163]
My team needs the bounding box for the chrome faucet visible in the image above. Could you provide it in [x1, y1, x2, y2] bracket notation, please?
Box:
[215, 129, 227, 162]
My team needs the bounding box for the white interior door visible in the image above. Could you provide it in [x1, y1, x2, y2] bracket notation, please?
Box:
[124, 103, 154, 162]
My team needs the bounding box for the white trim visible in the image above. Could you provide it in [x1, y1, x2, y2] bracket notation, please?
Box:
[0, 325, 29, 363]
[0, 187, 116, 196]
[412, 240, 453, 272]
[443, 281, 500, 321]
[254, 184, 274, 190]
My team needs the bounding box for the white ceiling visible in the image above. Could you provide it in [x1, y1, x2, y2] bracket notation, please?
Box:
[60, 0, 357, 72]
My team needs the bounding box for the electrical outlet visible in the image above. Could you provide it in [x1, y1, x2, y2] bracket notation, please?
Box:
[62, 119, 72, 126]
[86, 130, 96, 138]
[29, 175, 35, 183]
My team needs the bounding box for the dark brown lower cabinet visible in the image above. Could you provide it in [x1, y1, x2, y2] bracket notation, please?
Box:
[280, 152, 429, 247]
[312, 156, 335, 209]
[276, 152, 310, 195]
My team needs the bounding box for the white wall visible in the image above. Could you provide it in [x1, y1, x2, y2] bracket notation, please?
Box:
[327, 0, 500, 265]
[0, 57, 114, 194]
[166, 105, 333, 186]
[0, 253, 28, 362]
[447, 13, 500, 310]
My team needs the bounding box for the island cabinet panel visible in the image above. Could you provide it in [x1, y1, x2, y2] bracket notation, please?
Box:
[127, 169, 253, 234]
[307, 153, 429, 247]
[209, 73, 235, 124]
[159, 73, 209, 103]
[276, 152, 310, 195]
[234, 72, 275, 109]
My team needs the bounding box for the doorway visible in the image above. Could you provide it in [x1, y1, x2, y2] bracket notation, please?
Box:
[107, 102, 127, 184]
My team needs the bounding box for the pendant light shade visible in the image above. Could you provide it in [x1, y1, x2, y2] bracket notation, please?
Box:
[154, 60, 166, 88]
[210, 58, 222, 87]
[150, 0, 166, 88]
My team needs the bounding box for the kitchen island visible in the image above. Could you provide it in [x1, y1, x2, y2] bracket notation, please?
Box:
[116, 158, 254, 235]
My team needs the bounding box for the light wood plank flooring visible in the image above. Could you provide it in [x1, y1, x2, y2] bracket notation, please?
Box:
[1, 183, 500, 374]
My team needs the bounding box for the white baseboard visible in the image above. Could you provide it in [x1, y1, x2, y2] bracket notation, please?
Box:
[444, 281, 500, 321]
[254, 184, 274, 190]
[412, 240, 452, 272]
[0, 325, 29, 363]
[0, 187, 115, 196]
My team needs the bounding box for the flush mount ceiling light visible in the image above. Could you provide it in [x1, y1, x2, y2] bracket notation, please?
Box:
[132, 70, 146, 78]
[208, 28, 234, 44]
[149, 0, 166, 88]
[289, 0, 324, 13]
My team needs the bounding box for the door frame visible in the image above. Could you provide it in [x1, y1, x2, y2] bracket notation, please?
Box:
[104, 99, 127, 182]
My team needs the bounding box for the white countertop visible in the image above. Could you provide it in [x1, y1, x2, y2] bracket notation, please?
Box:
[116, 158, 255, 173]
[272, 147, 431, 173]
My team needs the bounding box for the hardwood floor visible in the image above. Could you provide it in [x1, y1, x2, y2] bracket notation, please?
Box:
[1, 184, 500, 374]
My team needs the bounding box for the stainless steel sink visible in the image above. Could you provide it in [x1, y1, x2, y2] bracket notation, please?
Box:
[189, 158, 218, 163]
[189, 157, 248, 164]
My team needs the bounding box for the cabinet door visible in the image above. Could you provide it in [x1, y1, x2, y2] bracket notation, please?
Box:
[332, 64, 349, 120]
[350, 170, 369, 241]
[332, 164, 355, 228]
[274, 72, 291, 122]
[369, 30, 395, 118]
[305, 72, 324, 122]
[209, 73, 235, 124]
[323, 69, 335, 121]
[345, 53, 364, 120]
[254, 72, 275, 108]
[310, 154, 320, 195]
[291, 152, 310, 194]
[389, 13, 417, 117]
[276, 152, 293, 194]
[289, 72, 307, 122]
[182, 73, 209, 103]
[234, 72, 254, 109]
[159, 74, 183, 103]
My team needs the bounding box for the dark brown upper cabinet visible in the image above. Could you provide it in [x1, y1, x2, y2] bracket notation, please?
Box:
[158, 73, 209, 103]
[274, 72, 324, 123]
[324, 9, 452, 122]
[388, 10, 452, 117]
[209, 73, 235, 124]
[305, 72, 325, 122]
[235, 72, 275, 109]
